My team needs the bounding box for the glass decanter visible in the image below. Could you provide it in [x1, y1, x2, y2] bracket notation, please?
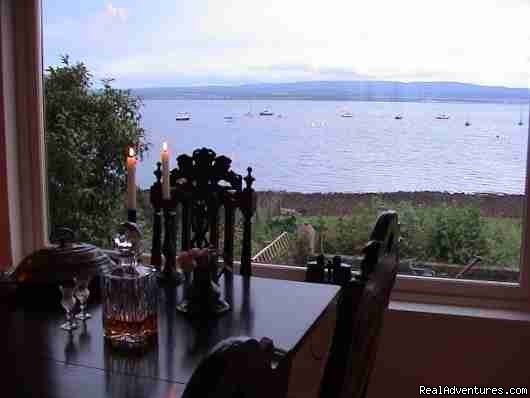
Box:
[102, 222, 158, 348]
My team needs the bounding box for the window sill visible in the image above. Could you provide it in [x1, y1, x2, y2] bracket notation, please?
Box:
[248, 261, 530, 314]
[131, 254, 530, 315]
[388, 299, 530, 322]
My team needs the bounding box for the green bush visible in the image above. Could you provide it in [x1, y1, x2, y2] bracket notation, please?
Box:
[300, 202, 377, 256]
[267, 215, 297, 234]
[425, 205, 487, 264]
[394, 201, 430, 260]
[482, 217, 521, 268]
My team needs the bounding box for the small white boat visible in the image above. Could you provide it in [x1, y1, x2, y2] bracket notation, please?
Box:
[435, 114, 450, 120]
[224, 116, 234, 122]
[341, 112, 353, 118]
[259, 109, 274, 116]
[176, 112, 191, 121]
[394, 114, 403, 120]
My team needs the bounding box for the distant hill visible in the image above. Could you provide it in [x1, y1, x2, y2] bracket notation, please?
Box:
[130, 80, 529, 103]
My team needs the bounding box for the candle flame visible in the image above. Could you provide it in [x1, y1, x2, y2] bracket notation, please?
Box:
[128, 147, 135, 157]
[162, 142, 168, 151]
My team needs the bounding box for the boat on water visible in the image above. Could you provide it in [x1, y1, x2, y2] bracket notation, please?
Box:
[341, 112, 353, 118]
[259, 109, 274, 116]
[465, 121, 471, 126]
[244, 102, 254, 117]
[435, 114, 450, 120]
[224, 116, 234, 120]
[518, 105, 524, 126]
[176, 112, 191, 121]
[393, 83, 403, 120]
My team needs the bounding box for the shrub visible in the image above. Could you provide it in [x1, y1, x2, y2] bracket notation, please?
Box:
[482, 217, 521, 268]
[394, 201, 430, 260]
[426, 205, 487, 264]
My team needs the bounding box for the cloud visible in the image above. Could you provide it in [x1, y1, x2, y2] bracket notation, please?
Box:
[104, 3, 128, 22]
[44, 0, 530, 88]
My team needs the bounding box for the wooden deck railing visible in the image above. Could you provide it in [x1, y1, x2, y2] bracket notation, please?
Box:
[251, 232, 290, 264]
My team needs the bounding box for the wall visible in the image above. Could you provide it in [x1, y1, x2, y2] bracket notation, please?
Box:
[367, 309, 530, 396]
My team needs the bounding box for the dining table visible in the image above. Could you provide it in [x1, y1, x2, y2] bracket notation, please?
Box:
[1, 273, 340, 398]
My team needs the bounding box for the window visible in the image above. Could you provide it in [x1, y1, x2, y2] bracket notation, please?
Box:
[26, 0, 529, 309]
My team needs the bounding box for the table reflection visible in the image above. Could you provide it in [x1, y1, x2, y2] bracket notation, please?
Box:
[104, 338, 160, 397]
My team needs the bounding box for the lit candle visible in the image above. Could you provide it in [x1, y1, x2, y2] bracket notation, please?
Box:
[126, 147, 136, 210]
[161, 142, 170, 199]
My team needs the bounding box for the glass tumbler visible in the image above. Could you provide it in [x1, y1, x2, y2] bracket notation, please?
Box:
[101, 264, 158, 348]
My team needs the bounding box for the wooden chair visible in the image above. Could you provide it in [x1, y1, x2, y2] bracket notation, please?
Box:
[319, 210, 399, 398]
[182, 211, 399, 398]
[150, 148, 256, 278]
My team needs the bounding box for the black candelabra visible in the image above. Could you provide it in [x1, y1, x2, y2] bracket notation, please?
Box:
[127, 209, 137, 223]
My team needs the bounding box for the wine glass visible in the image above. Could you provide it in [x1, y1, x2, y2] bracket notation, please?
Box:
[74, 276, 91, 320]
[59, 285, 78, 331]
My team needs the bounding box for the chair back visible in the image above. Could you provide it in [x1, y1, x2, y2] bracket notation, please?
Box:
[182, 337, 281, 398]
[319, 210, 399, 398]
[150, 148, 256, 277]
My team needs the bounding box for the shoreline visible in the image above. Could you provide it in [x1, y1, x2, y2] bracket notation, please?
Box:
[138, 189, 525, 219]
[138, 97, 527, 105]
[256, 190, 525, 219]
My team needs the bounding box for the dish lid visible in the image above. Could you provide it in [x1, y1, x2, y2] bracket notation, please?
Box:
[9, 228, 113, 284]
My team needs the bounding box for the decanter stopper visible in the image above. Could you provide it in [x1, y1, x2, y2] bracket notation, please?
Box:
[112, 222, 143, 269]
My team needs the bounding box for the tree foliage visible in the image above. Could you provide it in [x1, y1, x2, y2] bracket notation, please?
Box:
[45, 56, 149, 246]
[426, 205, 487, 264]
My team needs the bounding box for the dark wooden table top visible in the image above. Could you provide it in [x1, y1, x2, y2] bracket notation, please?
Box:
[1, 274, 339, 398]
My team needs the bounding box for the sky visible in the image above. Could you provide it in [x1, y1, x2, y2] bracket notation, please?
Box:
[43, 0, 530, 89]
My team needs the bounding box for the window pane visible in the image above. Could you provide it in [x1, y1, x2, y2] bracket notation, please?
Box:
[43, 1, 529, 282]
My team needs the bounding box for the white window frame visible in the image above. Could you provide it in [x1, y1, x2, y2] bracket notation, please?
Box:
[5, 0, 530, 311]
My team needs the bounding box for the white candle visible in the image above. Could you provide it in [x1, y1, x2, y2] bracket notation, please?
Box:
[161, 142, 170, 199]
[126, 147, 136, 210]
